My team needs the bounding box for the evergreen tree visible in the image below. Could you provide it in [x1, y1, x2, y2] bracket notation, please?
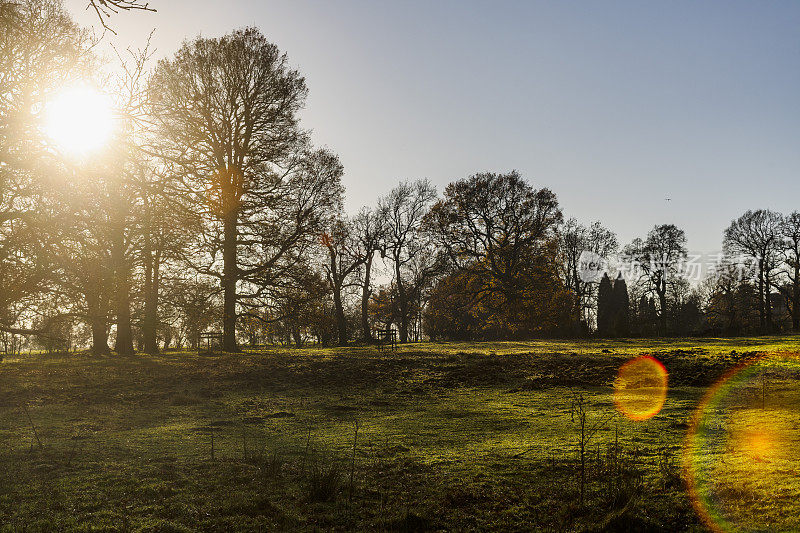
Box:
[612, 273, 630, 336]
[597, 273, 613, 336]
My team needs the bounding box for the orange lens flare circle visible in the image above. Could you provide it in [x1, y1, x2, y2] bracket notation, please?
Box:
[613, 355, 668, 421]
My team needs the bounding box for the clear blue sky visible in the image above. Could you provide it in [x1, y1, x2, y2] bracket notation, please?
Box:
[66, 0, 800, 252]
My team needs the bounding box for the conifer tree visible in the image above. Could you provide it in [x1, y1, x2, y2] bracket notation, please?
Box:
[597, 273, 613, 336]
[612, 273, 630, 336]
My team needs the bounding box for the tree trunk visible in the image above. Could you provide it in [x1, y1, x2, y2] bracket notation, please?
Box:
[87, 287, 109, 355]
[142, 236, 160, 354]
[333, 283, 347, 346]
[84, 265, 110, 355]
[222, 210, 238, 352]
[398, 296, 409, 342]
[361, 253, 374, 343]
[114, 289, 134, 355]
[327, 249, 348, 346]
[395, 261, 409, 343]
[292, 324, 302, 347]
[112, 228, 134, 356]
[91, 319, 109, 355]
[573, 271, 583, 335]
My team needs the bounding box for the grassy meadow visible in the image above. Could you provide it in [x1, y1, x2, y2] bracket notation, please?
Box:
[1, 337, 800, 531]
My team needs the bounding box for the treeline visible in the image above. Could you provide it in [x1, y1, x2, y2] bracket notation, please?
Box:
[1, 3, 798, 354]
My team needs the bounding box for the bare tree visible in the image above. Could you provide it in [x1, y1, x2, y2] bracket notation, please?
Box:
[701, 256, 758, 334]
[266, 263, 332, 347]
[150, 28, 342, 351]
[625, 224, 688, 335]
[403, 237, 442, 341]
[558, 219, 618, 333]
[723, 210, 783, 333]
[86, 0, 155, 33]
[352, 206, 386, 343]
[778, 212, 800, 331]
[0, 2, 149, 355]
[321, 217, 366, 345]
[48, 180, 116, 354]
[136, 166, 195, 353]
[379, 180, 437, 343]
[0, 0, 92, 340]
[105, 42, 160, 356]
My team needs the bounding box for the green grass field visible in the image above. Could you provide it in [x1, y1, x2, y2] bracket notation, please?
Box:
[1, 336, 800, 531]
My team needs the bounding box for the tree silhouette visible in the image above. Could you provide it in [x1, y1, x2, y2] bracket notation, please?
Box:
[321, 217, 366, 345]
[558, 219, 618, 333]
[425, 172, 564, 336]
[87, 1, 155, 33]
[724, 210, 782, 333]
[379, 180, 437, 343]
[596, 273, 613, 336]
[626, 224, 688, 335]
[425, 172, 569, 339]
[150, 28, 341, 351]
[352, 206, 386, 343]
[0, 0, 92, 341]
[778, 212, 800, 331]
[612, 273, 630, 336]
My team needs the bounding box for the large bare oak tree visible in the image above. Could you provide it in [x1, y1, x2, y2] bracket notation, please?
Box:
[149, 29, 341, 350]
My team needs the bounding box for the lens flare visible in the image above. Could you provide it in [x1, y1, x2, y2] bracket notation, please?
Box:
[613, 355, 668, 421]
[684, 354, 800, 532]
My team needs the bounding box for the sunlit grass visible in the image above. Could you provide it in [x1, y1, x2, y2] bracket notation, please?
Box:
[2, 338, 800, 530]
[685, 355, 800, 532]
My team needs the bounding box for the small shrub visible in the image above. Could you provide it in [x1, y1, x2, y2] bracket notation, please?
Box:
[306, 454, 342, 502]
[596, 442, 644, 510]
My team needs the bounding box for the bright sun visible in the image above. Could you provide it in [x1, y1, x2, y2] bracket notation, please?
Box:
[44, 86, 116, 156]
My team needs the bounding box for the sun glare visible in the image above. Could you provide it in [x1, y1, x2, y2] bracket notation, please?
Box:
[44, 86, 116, 157]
